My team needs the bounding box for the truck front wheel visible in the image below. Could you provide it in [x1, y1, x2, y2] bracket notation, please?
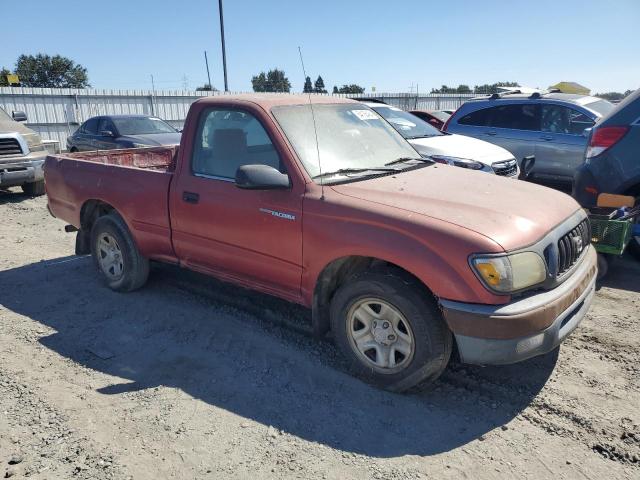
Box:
[90, 214, 149, 292]
[330, 270, 452, 392]
[22, 180, 45, 196]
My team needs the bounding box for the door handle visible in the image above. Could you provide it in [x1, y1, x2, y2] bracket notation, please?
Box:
[182, 191, 200, 204]
[484, 131, 497, 136]
[540, 135, 553, 141]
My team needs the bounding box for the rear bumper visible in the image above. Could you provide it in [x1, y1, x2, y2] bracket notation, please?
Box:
[0, 152, 46, 188]
[572, 163, 599, 207]
[440, 246, 597, 365]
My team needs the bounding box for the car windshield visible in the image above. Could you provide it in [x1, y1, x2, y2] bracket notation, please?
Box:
[372, 105, 443, 139]
[272, 104, 421, 181]
[582, 99, 615, 117]
[111, 117, 177, 135]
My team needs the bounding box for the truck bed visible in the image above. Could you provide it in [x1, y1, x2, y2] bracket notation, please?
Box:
[63, 146, 178, 172]
[45, 146, 178, 262]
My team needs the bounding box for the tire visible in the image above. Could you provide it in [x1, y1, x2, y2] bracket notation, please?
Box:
[21, 180, 45, 196]
[69, 147, 78, 153]
[90, 213, 149, 292]
[330, 269, 452, 392]
[596, 253, 609, 280]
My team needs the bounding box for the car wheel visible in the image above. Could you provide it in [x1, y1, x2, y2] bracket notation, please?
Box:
[596, 253, 609, 280]
[69, 147, 78, 153]
[330, 269, 452, 392]
[21, 180, 45, 196]
[90, 213, 149, 292]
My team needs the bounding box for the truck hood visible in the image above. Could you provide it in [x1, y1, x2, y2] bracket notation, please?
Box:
[409, 133, 514, 165]
[119, 132, 182, 146]
[330, 165, 581, 251]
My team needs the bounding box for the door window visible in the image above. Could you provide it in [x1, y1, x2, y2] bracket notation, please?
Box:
[489, 104, 539, 130]
[541, 105, 594, 135]
[97, 118, 116, 135]
[192, 109, 283, 179]
[82, 118, 99, 135]
[458, 108, 491, 127]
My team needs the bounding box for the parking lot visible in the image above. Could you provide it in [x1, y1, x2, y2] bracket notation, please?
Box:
[1, 188, 638, 479]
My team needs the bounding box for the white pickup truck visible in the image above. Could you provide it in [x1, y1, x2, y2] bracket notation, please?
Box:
[0, 106, 47, 195]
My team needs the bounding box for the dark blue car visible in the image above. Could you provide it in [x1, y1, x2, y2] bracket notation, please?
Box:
[67, 115, 181, 152]
[573, 88, 640, 257]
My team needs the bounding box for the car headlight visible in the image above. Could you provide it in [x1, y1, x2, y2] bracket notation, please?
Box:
[23, 133, 46, 152]
[471, 252, 547, 293]
[430, 155, 485, 170]
[132, 143, 149, 148]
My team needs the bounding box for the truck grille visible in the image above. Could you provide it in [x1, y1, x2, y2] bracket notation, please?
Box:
[0, 138, 23, 157]
[557, 218, 590, 275]
[492, 159, 518, 177]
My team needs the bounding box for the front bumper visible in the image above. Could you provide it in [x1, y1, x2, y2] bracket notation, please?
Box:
[440, 246, 597, 365]
[0, 152, 46, 188]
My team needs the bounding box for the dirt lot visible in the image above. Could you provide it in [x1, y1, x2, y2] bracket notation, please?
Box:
[0, 188, 638, 479]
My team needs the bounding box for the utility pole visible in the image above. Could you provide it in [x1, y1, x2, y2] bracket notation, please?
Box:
[150, 74, 156, 115]
[218, 0, 229, 92]
[204, 51, 212, 90]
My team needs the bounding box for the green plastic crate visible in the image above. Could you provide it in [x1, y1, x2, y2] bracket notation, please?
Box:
[589, 217, 633, 255]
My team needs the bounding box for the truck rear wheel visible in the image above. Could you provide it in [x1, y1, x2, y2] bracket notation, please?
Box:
[90, 214, 149, 292]
[22, 180, 45, 196]
[330, 269, 452, 392]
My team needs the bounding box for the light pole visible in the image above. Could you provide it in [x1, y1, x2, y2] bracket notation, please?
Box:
[218, 0, 229, 92]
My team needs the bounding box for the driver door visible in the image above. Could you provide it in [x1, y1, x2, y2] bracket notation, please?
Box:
[170, 107, 304, 300]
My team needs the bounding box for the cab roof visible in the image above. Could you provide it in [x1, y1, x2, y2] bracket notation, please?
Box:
[195, 93, 357, 110]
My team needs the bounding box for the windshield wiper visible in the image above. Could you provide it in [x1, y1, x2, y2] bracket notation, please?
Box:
[384, 156, 434, 166]
[312, 167, 400, 180]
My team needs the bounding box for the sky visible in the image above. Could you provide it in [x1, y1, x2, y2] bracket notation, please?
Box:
[3, 0, 639, 94]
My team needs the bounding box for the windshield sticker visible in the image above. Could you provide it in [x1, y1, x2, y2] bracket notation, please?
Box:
[351, 110, 379, 121]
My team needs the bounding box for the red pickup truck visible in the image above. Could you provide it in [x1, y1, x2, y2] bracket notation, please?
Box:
[45, 95, 597, 392]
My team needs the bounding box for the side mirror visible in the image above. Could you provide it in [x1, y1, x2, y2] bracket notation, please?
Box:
[520, 155, 536, 180]
[99, 130, 115, 137]
[235, 164, 290, 190]
[582, 127, 592, 138]
[12, 111, 27, 122]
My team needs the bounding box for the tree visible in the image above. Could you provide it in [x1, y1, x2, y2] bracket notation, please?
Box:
[332, 86, 338, 94]
[314, 75, 327, 94]
[595, 90, 633, 101]
[303, 76, 313, 93]
[251, 68, 291, 92]
[473, 81, 519, 94]
[14, 54, 89, 88]
[336, 84, 365, 94]
[0, 68, 10, 87]
[196, 84, 217, 91]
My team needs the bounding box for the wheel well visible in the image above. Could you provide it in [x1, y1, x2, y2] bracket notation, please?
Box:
[75, 200, 116, 254]
[311, 256, 434, 337]
[623, 183, 640, 200]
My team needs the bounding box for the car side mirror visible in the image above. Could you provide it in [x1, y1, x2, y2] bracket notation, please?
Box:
[519, 155, 536, 180]
[12, 111, 27, 122]
[235, 164, 290, 190]
[582, 127, 592, 138]
[100, 130, 115, 137]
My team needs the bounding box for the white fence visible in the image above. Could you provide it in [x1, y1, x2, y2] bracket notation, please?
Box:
[0, 87, 477, 149]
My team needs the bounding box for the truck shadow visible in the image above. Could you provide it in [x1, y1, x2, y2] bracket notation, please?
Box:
[0, 188, 32, 205]
[0, 255, 558, 458]
[598, 254, 640, 294]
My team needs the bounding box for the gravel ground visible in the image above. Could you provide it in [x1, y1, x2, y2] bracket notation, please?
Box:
[1, 188, 639, 479]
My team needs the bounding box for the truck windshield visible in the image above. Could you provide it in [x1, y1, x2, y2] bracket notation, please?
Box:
[111, 117, 177, 135]
[272, 104, 420, 180]
[372, 105, 443, 139]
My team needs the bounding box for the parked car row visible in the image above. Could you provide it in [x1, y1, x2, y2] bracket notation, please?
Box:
[45, 94, 598, 392]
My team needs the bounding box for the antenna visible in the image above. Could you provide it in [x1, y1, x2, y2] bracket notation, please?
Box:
[298, 46, 324, 200]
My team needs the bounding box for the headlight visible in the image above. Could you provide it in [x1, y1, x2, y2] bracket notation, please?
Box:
[132, 143, 149, 148]
[23, 133, 46, 152]
[430, 155, 485, 170]
[471, 252, 547, 293]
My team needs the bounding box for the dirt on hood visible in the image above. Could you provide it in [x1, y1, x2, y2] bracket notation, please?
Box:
[331, 164, 581, 251]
